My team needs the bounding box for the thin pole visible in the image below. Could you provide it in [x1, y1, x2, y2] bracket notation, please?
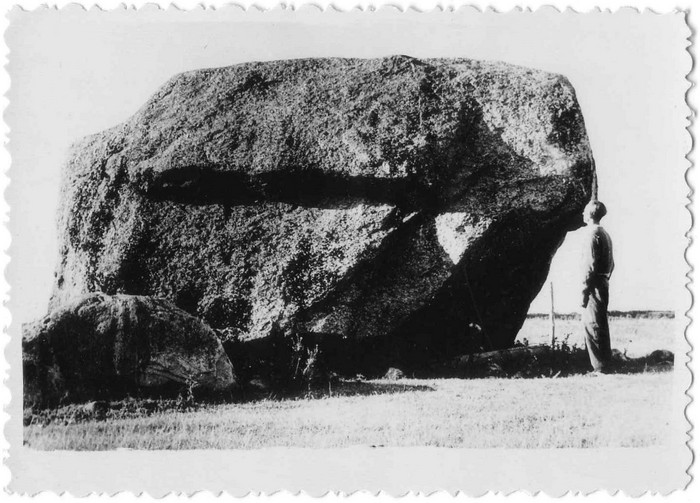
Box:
[550, 281, 556, 347]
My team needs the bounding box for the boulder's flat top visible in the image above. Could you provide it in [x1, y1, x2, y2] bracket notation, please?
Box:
[71, 56, 590, 213]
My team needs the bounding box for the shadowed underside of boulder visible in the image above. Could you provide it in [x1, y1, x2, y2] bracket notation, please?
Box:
[23, 293, 235, 407]
[50, 56, 593, 369]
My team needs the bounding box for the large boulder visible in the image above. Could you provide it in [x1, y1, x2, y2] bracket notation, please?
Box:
[50, 56, 593, 369]
[23, 293, 235, 406]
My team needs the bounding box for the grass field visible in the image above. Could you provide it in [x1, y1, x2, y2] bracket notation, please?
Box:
[25, 373, 674, 450]
[25, 316, 680, 450]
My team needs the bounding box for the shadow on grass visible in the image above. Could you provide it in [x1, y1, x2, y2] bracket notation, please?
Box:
[25, 379, 436, 427]
[232, 378, 435, 402]
[327, 379, 435, 397]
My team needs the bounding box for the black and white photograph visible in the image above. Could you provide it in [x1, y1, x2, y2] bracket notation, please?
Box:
[1, 1, 694, 495]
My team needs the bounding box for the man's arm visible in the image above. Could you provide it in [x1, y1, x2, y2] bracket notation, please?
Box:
[581, 231, 597, 307]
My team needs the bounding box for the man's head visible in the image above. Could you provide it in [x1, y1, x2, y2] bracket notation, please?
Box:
[583, 200, 607, 225]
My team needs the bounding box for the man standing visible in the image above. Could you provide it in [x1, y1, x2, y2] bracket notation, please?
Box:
[581, 200, 615, 374]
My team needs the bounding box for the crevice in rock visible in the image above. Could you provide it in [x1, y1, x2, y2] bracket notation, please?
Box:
[142, 168, 433, 212]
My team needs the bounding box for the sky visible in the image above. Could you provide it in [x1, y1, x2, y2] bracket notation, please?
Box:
[6, 7, 690, 326]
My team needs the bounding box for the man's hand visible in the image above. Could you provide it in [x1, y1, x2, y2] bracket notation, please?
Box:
[581, 289, 590, 308]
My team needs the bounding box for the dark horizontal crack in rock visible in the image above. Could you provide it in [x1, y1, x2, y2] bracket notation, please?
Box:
[142, 166, 440, 211]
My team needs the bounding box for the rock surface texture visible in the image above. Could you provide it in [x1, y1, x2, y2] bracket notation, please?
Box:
[50, 56, 593, 369]
[23, 293, 235, 406]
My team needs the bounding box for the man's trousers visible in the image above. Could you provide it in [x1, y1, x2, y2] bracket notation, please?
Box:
[583, 278, 612, 372]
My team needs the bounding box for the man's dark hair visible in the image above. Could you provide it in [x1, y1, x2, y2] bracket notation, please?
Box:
[585, 200, 608, 222]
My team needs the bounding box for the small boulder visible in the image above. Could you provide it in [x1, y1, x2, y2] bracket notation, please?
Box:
[645, 349, 674, 366]
[23, 293, 236, 407]
[382, 367, 405, 380]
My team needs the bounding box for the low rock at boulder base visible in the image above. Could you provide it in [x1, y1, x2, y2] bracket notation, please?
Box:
[49, 55, 593, 372]
[23, 293, 235, 407]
